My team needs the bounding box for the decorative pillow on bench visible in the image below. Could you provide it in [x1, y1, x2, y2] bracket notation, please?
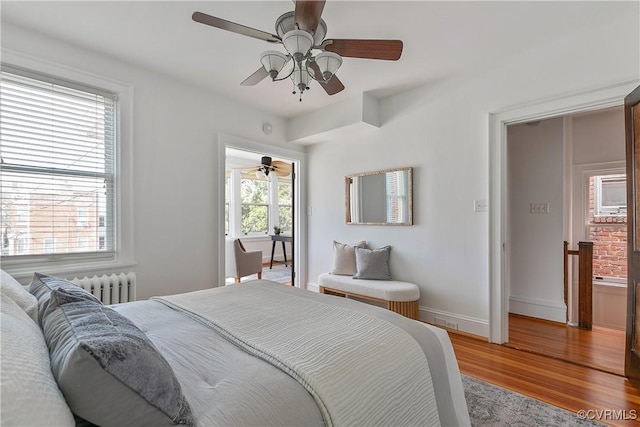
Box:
[354, 246, 392, 280]
[330, 240, 367, 275]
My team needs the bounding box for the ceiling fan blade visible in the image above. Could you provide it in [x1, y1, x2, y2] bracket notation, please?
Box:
[192, 11, 280, 43]
[294, 0, 325, 34]
[240, 67, 269, 86]
[308, 60, 345, 95]
[323, 39, 403, 60]
[272, 161, 292, 177]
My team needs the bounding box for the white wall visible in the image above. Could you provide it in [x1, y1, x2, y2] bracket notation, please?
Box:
[306, 12, 639, 337]
[571, 107, 626, 329]
[507, 118, 565, 322]
[1, 23, 303, 300]
[572, 108, 626, 164]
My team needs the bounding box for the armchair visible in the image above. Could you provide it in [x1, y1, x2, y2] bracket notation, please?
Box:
[225, 238, 263, 283]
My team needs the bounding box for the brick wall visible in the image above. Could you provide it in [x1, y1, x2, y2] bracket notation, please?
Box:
[588, 177, 627, 279]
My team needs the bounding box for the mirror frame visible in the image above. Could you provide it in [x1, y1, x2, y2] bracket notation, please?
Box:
[345, 167, 413, 225]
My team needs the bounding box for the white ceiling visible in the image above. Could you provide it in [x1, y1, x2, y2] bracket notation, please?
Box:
[1, 1, 632, 119]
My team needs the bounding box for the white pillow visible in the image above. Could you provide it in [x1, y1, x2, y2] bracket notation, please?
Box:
[330, 240, 367, 276]
[1, 269, 38, 323]
[0, 293, 75, 426]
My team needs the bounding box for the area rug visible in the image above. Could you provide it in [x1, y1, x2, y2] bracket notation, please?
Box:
[248, 264, 292, 284]
[464, 375, 605, 426]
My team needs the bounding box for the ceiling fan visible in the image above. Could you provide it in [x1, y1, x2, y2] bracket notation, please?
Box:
[235, 156, 292, 179]
[192, 0, 403, 101]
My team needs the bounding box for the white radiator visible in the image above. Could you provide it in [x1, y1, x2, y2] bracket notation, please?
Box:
[71, 272, 136, 305]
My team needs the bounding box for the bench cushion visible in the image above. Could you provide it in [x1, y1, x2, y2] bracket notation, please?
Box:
[318, 273, 419, 302]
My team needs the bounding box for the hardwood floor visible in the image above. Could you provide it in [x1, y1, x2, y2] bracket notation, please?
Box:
[507, 313, 625, 375]
[449, 331, 640, 426]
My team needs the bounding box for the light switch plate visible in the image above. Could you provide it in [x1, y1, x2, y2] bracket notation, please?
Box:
[474, 199, 488, 212]
[529, 202, 549, 214]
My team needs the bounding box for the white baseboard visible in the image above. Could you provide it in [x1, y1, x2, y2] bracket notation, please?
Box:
[306, 282, 319, 292]
[419, 307, 489, 338]
[509, 295, 566, 323]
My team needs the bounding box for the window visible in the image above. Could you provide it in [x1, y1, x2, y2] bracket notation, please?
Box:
[595, 174, 626, 216]
[43, 238, 55, 254]
[0, 65, 116, 260]
[224, 172, 230, 236]
[77, 206, 89, 227]
[587, 173, 627, 284]
[240, 174, 269, 235]
[277, 178, 292, 233]
[77, 237, 89, 251]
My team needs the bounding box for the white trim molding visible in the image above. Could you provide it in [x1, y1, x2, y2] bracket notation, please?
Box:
[509, 295, 566, 323]
[419, 307, 489, 338]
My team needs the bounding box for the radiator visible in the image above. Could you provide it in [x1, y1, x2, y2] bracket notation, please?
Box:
[71, 272, 136, 305]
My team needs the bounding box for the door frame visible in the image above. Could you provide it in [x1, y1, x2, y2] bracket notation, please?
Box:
[216, 133, 307, 288]
[489, 79, 639, 344]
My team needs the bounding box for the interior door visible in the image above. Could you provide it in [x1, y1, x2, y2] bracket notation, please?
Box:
[625, 84, 640, 386]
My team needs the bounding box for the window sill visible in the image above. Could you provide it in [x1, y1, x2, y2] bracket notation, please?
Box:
[593, 280, 626, 289]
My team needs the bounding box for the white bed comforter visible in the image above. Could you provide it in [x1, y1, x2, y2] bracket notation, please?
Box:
[154, 282, 440, 427]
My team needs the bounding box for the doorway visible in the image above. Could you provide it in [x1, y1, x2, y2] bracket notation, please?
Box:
[503, 108, 627, 375]
[218, 134, 306, 289]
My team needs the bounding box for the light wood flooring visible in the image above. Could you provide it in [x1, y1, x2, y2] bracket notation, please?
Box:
[507, 313, 626, 375]
[450, 331, 640, 426]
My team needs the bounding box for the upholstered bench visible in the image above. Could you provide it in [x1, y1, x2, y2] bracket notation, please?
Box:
[317, 272, 420, 320]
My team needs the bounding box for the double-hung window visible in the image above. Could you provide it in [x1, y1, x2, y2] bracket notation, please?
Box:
[240, 173, 269, 235]
[277, 177, 292, 233]
[0, 65, 116, 262]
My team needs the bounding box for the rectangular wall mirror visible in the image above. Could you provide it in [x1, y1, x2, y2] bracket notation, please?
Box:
[345, 167, 413, 225]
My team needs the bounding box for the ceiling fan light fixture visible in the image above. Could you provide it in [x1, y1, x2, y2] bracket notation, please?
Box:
[282, 29, 314, 62]
[260, 51, 289, 79]
[314, 51, 342, 81]
[292, 63, 312, 89]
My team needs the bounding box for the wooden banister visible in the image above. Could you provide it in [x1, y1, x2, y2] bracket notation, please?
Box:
[563, 241, 594, 330]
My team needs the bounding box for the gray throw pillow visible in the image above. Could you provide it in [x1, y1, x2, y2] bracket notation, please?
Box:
[331, 240, 367, 275]
[41, 288, 194, 427]
[29, 272, 102, 325]
[353, 246, 392, 280]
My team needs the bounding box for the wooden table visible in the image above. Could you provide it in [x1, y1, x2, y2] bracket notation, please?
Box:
[270, 234, 292, 269]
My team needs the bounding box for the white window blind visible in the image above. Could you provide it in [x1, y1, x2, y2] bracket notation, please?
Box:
[0, 65, 116, 259]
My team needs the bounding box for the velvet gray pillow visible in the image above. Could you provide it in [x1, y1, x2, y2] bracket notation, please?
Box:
[29, 272, 101, 325]
[41, 288, 194, 427]
[353, 246, 392, 280]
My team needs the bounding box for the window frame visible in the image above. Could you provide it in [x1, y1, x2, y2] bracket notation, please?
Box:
[586, 171, 628, 286]
[239, 174, 270, 236]
[0, 52, 135, 280]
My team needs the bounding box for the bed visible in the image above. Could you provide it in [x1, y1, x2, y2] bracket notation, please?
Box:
[1, 270, 470, 427]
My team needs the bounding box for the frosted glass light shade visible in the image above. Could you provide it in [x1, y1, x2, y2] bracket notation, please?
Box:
[282, 30, 314, 60]
[292, 64, 312, 88]
[314, 52, 342, 81]
[260, 51, 288, 78]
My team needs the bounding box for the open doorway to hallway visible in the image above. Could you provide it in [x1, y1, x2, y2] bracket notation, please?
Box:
[505, 106, 627, 375]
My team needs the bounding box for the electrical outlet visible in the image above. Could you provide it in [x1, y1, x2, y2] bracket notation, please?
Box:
[445, 321, 458, 330]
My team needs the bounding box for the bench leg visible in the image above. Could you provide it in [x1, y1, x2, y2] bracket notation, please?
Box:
[387, 300, 419, 320]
